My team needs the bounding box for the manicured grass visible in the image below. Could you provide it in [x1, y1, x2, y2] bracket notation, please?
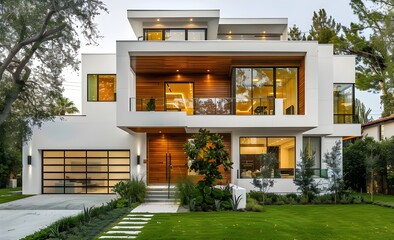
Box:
[359, 193, 394, 203]
[137, 205, 394, 240]
[0, 187, 32, 204]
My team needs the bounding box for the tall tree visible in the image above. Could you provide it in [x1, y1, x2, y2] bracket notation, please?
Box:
[308, 9, 342, 52]
[341, 0, 394, 117]
[288, 24, 306, 41]
[52, 97, 79, 115]
[0, 0, 107, 130]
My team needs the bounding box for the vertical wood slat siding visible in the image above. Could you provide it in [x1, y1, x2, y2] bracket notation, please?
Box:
[136, 74, 231, 111]
[147, 133, 232, 184]
[298, 60, 305, 115]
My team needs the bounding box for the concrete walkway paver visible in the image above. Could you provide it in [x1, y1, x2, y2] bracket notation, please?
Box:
[131, 202, 179, 213]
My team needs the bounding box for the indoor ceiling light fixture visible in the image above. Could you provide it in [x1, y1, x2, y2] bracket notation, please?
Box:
[156, 18, 160, 22]
[190, 18, 193, 21]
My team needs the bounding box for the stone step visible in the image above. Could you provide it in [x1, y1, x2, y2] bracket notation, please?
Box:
[127, 214, 154, 217]
[100, 236, 136, 239]
[119, 221, 148, 225]
[106, 231, 141, 235]
[123, 217, 151, 221]
[113, 226, 144, 230]
[144, 198, 176, 203]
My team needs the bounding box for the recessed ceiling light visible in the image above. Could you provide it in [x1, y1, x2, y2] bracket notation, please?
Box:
[157, 18, 160, 22]
[176, 69, 179, 72]
[207, 69, 210, 72]
[159, 131, 162, 133]
[190, 18, 193, 21]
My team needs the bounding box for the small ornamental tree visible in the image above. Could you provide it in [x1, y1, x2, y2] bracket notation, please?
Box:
[323, 140, 344, 203]
[184, 128, 232, 194]
[294, 149, 319, 202]
[251, 153, 278, 204]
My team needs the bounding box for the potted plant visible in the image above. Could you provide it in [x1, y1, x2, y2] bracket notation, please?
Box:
[146, 97, 156, 111]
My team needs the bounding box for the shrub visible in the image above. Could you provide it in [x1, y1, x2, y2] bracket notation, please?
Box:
[175, 176, 196, 206]
[246, 198, 265, 212]
[112, 176, 146, 206]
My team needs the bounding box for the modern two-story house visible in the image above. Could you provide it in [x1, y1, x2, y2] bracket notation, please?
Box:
[22, 9, 360, 195]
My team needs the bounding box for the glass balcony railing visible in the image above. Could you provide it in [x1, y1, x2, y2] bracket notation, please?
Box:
[129, 97, 275, 115]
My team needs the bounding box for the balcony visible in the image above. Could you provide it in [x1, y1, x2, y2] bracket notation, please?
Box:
[130, 97, 276, 115]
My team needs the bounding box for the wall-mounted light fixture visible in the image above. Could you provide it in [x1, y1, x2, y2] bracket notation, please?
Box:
[27, 155, 32, 165]
[137, 155, 141, 165]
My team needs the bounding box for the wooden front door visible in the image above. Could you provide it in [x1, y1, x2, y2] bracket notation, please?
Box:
[147, 134, 188, 184]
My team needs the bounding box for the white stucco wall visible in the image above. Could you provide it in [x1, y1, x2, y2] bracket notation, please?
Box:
[22, 54, 145, 194]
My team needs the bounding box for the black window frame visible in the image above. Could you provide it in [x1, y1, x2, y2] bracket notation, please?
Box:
[232, 67, 299, 115]
[302, 136, 324, 178]
[87, 74, 117, 102]
[143, 28, 208, 41]
[238, 136, 296, 179]
[333, 83, 355, 124]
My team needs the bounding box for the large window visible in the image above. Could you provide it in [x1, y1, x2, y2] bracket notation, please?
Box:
[333, 83, 354, 123]
[239, 137, 295, 179]
[303, 137, 322, 177]
[143, 28, 207, 41]
[42, 150, 130, 194]
[233, 67, 298, 115]
[87, 74, 116, 102]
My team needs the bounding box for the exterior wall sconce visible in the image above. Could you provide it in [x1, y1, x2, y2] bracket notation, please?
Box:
[27, 155, 32, 165]
[137, 155, 140, 165]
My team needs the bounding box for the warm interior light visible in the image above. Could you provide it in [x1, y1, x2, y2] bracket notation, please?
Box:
[190, 18, 193, 21]
[176, 69, 179, 72]
[207, 69, 210, 72]
[156, 18, 160, 22]
[263, 31, 266, 34]
[229, 31, 232, 34]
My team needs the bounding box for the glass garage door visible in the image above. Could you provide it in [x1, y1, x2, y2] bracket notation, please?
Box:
[42, 150, 130, 194]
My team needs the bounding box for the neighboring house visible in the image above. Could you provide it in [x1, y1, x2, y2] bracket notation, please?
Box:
[362, 115, 394, 141]
[22, 9, 361, 195]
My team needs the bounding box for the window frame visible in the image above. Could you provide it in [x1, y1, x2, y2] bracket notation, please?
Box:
[238, 136, 296, 179]
[143, 28, 208, 41]
[232, 67, 299, 115]
[333, 83, 355, 124]
[87, 74, 117, 102]
[302, 136, 323, 177]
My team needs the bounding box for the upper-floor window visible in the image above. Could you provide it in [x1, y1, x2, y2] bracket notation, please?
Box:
[333, 83, 354, 123]
[144, 28, 207, 41]
[87, 74, 116, 102]
[233, 67, 298, 115]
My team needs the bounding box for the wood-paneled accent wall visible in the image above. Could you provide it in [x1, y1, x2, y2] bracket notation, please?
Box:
[298, 60, 305, 115]
[147, 133, 232, 185]
[136, 73, 231, 111]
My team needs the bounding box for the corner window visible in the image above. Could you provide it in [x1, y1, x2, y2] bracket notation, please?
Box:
[333, 83, 354, 123]
[303, 137, 321, 177]
[239, 137, 295, 179]
[87, 74, 116, 102]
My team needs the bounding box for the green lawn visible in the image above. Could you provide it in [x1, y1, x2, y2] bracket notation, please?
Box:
[0, 187, 32, 204]
[136, 205, 394, 240]
[359, 193, 394, 203]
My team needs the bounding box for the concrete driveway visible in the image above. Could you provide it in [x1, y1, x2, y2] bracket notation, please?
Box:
[0, 194, 116, 240]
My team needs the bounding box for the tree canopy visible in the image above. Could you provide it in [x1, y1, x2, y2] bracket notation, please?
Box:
[0, 0, 107, 134]
[340, 0, 393, 116]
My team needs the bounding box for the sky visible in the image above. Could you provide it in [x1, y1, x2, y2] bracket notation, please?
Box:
[63, 0, 382, 118]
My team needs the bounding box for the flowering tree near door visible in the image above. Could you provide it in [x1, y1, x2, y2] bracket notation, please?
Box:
[184, 128, 232, 188]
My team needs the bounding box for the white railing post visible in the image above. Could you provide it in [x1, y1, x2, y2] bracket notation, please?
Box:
[275, 98, 284, 116]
